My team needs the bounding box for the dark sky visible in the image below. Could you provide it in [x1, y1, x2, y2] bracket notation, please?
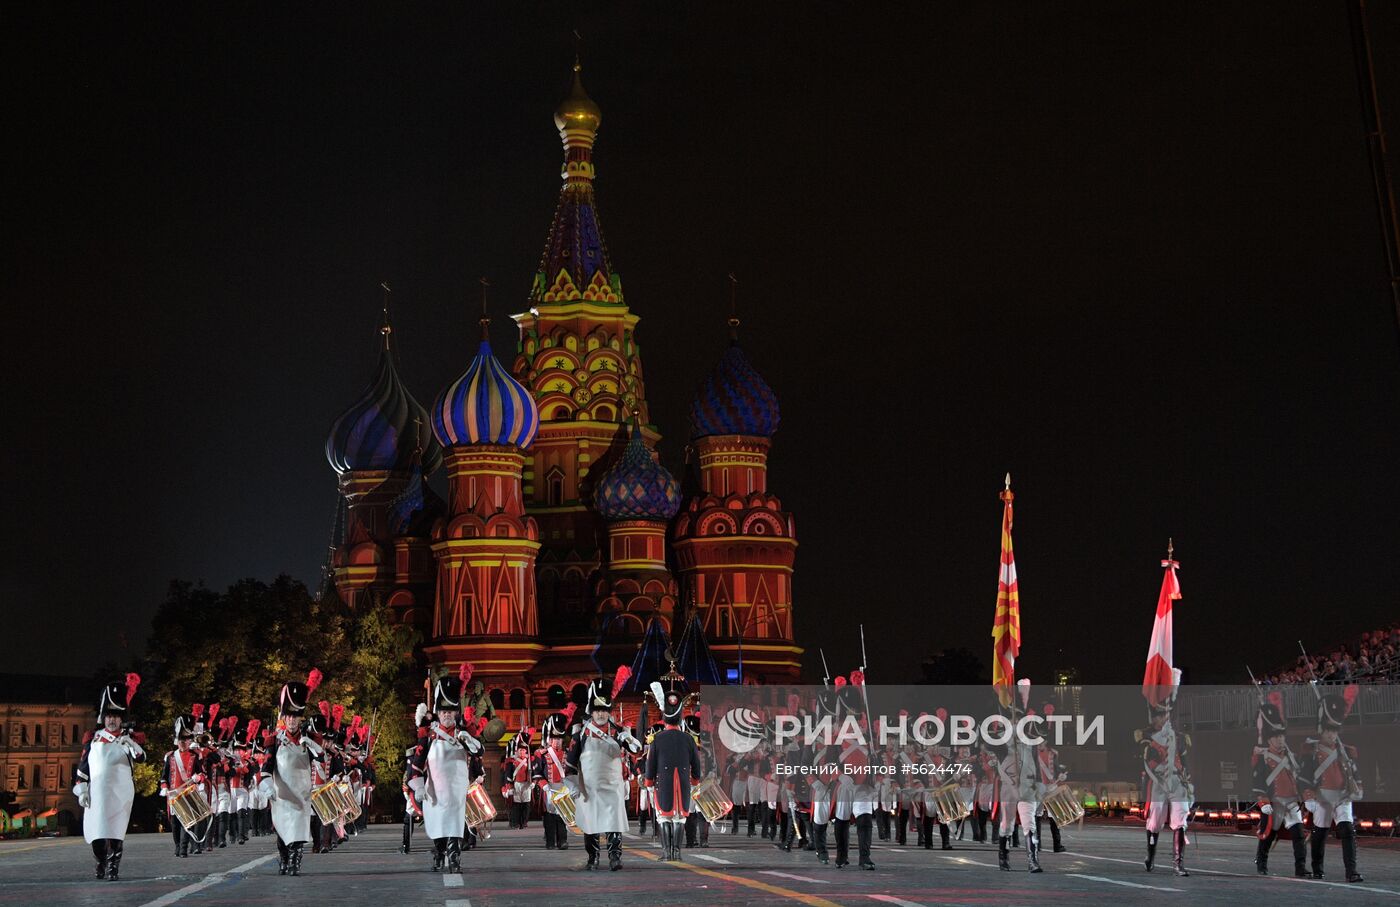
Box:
[8, 2, 1400, 684]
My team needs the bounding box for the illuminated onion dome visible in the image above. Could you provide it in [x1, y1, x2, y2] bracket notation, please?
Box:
[326, 346, 442, 476]
[594, 422, 681, 522]
[432, 339, 540, 449]
[553, 62, 602, 134]
[688, 342, 781, 439]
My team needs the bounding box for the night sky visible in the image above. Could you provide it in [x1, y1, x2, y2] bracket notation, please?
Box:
[8, 2, 1400, 684]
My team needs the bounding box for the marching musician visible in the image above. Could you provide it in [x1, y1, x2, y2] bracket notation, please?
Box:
[406, 669, 483, 873]
[74, 676, 146, 881]
[160, 711, 201, 857]
[808, 773, 832, 865]
[644, 680, 702, 862]
[230, 724, 255, 845]
[830, 752, 876, 870]
[251, 729, 273, 838]
[684, 713, 714, 848]
[401, 745, 420, 854]
[1033, 725, 1069, 854]
[1251, 692, 1307, 877]
[570, 668, 643, 870]
[729, 768, 749, 836]
[974, 740, 998, 844]
[1137, 695, 1192, 877]
[874, 758, 897, 841]
[953, 743, 979, 842]
[1302, 687, 1364, 882]
[502, 730, 534, 830]
[268, 669, 326, 876]
[745, 762, 764, 836]
[532, 710, 576, 850]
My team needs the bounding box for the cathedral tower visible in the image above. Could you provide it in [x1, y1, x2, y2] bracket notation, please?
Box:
[511, 61, 657, 634]
[672, 309, 801, 682]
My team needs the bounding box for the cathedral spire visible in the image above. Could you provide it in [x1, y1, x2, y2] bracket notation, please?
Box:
[531, 54, 621, 305]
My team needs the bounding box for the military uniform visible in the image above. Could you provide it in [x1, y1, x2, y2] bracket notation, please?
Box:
[1251, 695, 1307, 877]
[268, 673, 326, 876]
[1137, 702, 1192, 876]
[571, 671, 644, 870]
[406, 676, 483, 873]
[74, 678, 146, 881]
[644, 682, 701, 862]
[1302, 689, 1364, 882]
[532, 712, 576, 850]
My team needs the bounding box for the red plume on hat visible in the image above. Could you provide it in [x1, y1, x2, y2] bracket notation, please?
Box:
[1043, 703, 1056, 717]
[228, 716, 239, 738]
[306, 668, 323, 693]
[850, 670, 865, 686]
[318, 701, 331, 722]
[935, 708, 948, 723]
[463, 706, 476, 724]
[332, 704, 345, 731]
[459, 662, 474, 685]
[611, 665, 633, 699]
[834, 676, 847, 689]
[124, 673, 141, 706]
[562, 702, 578, 723]
[1343, 684, 1359, 715]
[208, 703, 221, 727]
[244, 719, 261, 742]
[191, 703, 205, 719]
[1266, 690, 1284, 714]
[359, 725, 371, 745]
[260, 729, 275, 746]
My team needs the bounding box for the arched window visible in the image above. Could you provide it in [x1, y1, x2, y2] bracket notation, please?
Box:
[20, 725, 28, 745]
[547, 685, 567, 709]
[570, 684, 589, 709]
[34, 724, 42, 745]
[509, 688, 527, 710]
[490, 688, 505, 711]
[33, 765, 41, 788]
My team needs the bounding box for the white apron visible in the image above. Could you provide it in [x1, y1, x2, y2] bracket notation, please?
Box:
[271, 733, 316, 844]
[83, 731, 139, 841]
[423, 730, 471, 840]
[575, 731, 628, 834]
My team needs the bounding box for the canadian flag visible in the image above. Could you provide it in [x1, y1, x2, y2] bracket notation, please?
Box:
[1142, 545, 1181, 706]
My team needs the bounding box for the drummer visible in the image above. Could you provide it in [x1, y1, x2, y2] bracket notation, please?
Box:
[268, 670, 327, 876]
[1034, 721, 1070, 854]
[406, 669, 483, 873]
[74, 676, 146, 881]
[532, 710, 577, 850]
[160, 711, 203, 857]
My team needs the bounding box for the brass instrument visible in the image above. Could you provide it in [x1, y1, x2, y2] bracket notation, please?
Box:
[464, 779, 496, 840]
[311, 781, 347, 825]
[549, 783, 582, 835]
[169, 782, 212, 830]
[691, 776, 733, 824]
[931, 780, 972, 823]
[1042, 784, 1086, 826]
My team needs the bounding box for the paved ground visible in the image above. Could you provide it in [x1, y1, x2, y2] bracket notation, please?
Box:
[2, 821, 1398, 906]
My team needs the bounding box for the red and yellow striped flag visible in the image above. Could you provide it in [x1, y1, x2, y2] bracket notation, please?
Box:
[992, 476, 1021, 705]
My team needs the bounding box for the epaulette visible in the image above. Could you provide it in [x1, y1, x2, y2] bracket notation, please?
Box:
[1133, 729, 1145, 744]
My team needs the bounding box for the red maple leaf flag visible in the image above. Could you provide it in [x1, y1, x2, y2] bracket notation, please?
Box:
[1142, 542, 1182, 706]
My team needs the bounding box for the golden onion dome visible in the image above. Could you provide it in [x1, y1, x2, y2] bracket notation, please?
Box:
[554, 61, 601, 134]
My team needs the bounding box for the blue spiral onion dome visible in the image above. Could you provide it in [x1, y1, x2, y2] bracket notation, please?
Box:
[326, 346, 443, 476]
[688, 341, 781, 439]
[594, 422, 681, 522]
[431, 339, 540, 449]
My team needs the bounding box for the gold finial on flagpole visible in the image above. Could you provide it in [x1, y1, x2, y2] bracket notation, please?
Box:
[1004, 472, 1011, 490]
[1167, 537, 1174, 560]
[379, 281, 393, 350]
[727, 272, 740, 340]
[478, 277, 491, 340]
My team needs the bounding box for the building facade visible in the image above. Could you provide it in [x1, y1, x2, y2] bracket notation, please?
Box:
[0, 675, 94, 836]
[324, 62, 801, 733]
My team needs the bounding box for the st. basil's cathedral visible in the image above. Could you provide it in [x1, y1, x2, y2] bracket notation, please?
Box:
[322, 62, 800, 725]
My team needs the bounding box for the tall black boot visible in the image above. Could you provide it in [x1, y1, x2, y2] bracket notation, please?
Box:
[431, 837, 445, 872]
[1027, 829, 1043, 873]
[1145, 830, 1158, 871]
[1291, 825, 1308, 877]
[1172, 827, 1189, 877]
[998, 835, 1010, 871]
[402, 813, 413, 853]
[446, 837, 461, 874]
[939, 821, 953, 850]
[833, 818, 850, 867]
[638, 810, 649, 835]
[1048, 816, 1065, 852]
[106, 840, 123, 881]
[1255, 833, 1272, 875]
[289, 842, 304, 876]
[814, 822, 829, 864]
[238, 808, 250, 844]
[276, 837, 289, 875]
[584, 833, 600, 870]
[556, 815, 569, 850]
[1310, 826, 1328, 879]
[543, 812, 557, 850]
[92, 840, 107, 880]
[218, 813, 229, 847]
[857, 815, 875, 869]
[1338, 821, 1363, 883]
[608, 831, 623, 871]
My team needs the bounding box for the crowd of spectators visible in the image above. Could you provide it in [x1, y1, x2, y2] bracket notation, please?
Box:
[1263, 623, 1400, 684]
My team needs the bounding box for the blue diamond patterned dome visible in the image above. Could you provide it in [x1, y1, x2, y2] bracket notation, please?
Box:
[432, 339, 540, 449]
[594, 423, 681, 522]
[688, 341, 780, 439]
[326, 346, 442, 476]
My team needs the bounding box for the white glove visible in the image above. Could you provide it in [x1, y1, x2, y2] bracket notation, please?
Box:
[74, 782, 91, 808]
[1304, 799, 1318, 816]
[457, 731, 482, 755]
[1260, 803, 1273, 815]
